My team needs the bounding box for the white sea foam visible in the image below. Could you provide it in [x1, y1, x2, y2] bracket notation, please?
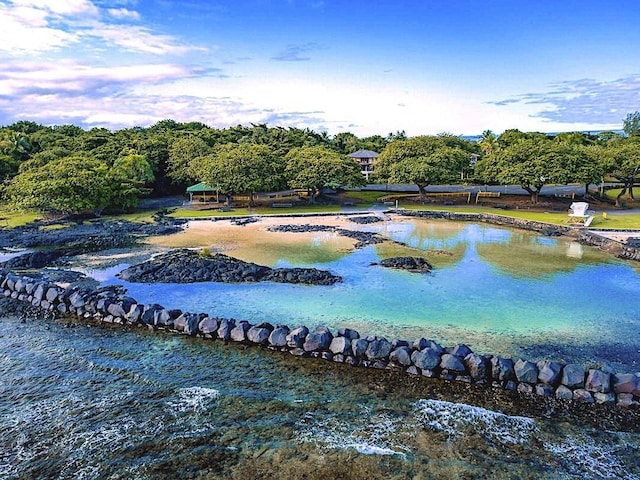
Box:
[412, 399, 538, 445]
[295, 408, 409, 457]
[544, 433, 640, 480]
[168, 386, 220, 414]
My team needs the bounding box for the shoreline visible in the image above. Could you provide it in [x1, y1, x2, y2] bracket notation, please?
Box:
[1, 298, 638, 433]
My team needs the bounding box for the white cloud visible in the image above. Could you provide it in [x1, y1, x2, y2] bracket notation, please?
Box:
[0, 60, 195, 97]
[0, 0, 203, 55]
[9, 0, 99, 16]
[0, 4, 80, 52]
[106, 7, 140, 21]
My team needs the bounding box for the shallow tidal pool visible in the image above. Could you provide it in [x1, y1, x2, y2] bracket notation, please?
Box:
[92, 216, 640, 372]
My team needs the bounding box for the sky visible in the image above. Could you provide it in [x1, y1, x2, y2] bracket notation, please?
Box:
[1, 0, 639, 137]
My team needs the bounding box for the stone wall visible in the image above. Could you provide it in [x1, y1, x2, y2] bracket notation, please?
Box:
[2, 271, 638, 409]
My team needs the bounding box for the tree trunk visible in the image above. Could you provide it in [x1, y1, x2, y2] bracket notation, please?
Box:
[523, 186, 539, 204]
[417, 183, 427, 199]
[584, 183, 589, 196]
[309, 188, 317, 204]
[616, 186, 627, 208]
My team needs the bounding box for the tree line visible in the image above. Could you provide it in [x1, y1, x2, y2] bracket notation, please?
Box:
[1, 113, 639, 216]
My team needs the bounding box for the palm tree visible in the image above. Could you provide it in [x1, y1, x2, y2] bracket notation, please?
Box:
[478, 130, 497, 156]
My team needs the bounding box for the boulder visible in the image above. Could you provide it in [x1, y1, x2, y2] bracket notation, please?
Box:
[585, 369, 611, 393]
[411, 348, 441, 371]
[537, 361, 562, 386]
[154, 309, 172, 329]
[185, 313, 202, 336]
[217, 318, 235, 340]
[413, 338, 444, 353]
[230, 321, 252, 342]
[268, 325, 290, 347]
[126, 304, 143, 323]
[365, 337, 393, 360]
[451, 344, 473, 358]
[351, 338, 369, 358]
[613, 373, 638, 394]
[465, 353, 489, 381]
[107, 302, 127, 318]
[491, 357, 515, 382]
[561, 364, 585, 389]
[337, 328, 359, 340]
[247, 323, 273, 344]
[517, 383, 534, 395]
[617, 393, 637, 407]
[514, 359, 538, 384]
[33, 284, 46, 301]
[199, 317, 219, 336]
[45, 287, 60, 303]
[535, 384, 554, 397]
[303, 327, 333, 352]
[329, 337, 351, 355]
[68, 291, 86, 309]
[594, 392, 616, 404]
[555, 385, 574, 400]
[440, 353, 466, 372]
[573, 389, 595, 403]
[141, 304, 163, 326]
[389, 346, 412, 366]
[286, 326, 309, 348]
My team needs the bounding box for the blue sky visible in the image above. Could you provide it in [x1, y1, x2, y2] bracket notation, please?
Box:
[1, 0, 639, 136]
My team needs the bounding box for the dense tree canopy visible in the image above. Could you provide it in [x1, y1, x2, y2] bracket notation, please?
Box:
[193, 143, 284, 205]
[0, 113, 638, 216]
[285, 146, 365, 203]
[376, 135, 476, 197]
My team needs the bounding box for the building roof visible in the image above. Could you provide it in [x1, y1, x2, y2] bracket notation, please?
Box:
[186, 182, 216, 193]
[348, 149, 379, 159]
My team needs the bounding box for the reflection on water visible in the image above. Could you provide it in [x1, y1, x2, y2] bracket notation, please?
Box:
[105, 218, 640, 369]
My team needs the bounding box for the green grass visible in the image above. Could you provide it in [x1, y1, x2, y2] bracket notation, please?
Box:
[604, 188, 640, 207]
[0, 206, 40, 228]
[101, 210, 159, 223]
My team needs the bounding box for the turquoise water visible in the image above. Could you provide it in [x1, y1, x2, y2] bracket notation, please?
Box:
[95, 219, 640, 370]
[1, 315, 638, 479]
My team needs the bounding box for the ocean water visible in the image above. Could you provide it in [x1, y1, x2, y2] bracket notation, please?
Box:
[1, 315, 638, 479]
[92, 219, 640, 371]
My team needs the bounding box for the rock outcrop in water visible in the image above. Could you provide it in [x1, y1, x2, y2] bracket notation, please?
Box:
[116, 249, 342, 285]
[1, 269, 638, 410]
[376, 257, 433, 273]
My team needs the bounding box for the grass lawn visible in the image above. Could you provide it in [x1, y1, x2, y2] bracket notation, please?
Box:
[604, 188, 640, 208]
[0, 206, 40, 228]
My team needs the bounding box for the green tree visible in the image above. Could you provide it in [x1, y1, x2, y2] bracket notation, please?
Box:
[623, 111, 640, 137]
[475, 137, 573, 203]
[478, 130, 498, 156]
[376, 136, 472, 197]
[108, 152, 155, 211]
[602, 139, 640, 206]
[284, 146, 364, 203]
[194, 143, 284, 206]
[4, 156, 111, 216]
[167, 135, 211, 185]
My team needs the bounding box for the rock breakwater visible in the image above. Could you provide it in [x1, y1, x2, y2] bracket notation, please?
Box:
[117, 249, 342, 285]
[2, 270, 638, 410]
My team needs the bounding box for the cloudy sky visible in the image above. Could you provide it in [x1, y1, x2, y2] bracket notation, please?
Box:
[1, 0, 639, 136]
